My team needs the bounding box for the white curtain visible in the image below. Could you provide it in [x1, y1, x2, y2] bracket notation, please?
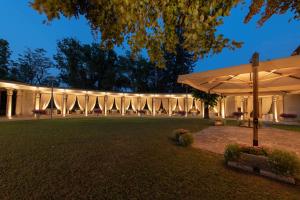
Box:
[171, 98, 178, 111]
[107, 96, 115, 110]
[146, 97, 153, 112]
[54, 94, 63, 111]
[98, 96, 105, 110]
[131, 97, 138, 111]
[140, 97, 147, 110]
[88, 95, 97, 111]
[77, 95, 86, 111]
[67, 94, 76, 111]
[155, 98, 162, 111]
[188, 98, 194, 110]
[41, 93, 51, 110]
[162, 98, 169, 110]
[262, 97, 272, 114]
[178, 98, 184, 111]
[195, 99, 202, 110]
[124, 97, 131, 110]
[115, 97, 121, 110]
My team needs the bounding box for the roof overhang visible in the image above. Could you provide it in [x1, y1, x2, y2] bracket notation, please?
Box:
[178, 55, 300, 95]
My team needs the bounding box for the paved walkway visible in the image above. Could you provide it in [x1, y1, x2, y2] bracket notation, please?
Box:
[193, 126, 300, 156]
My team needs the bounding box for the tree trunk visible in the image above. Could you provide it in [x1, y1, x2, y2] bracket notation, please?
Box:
[204, 102, 209, 119]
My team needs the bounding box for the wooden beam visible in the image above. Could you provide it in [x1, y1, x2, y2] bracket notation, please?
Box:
[252, 52, 259, 146]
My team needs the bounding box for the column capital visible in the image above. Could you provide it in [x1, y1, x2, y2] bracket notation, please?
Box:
[104, 95, 108, 101]
[272, 95, 278, 101]
[6, 88, 14, 96]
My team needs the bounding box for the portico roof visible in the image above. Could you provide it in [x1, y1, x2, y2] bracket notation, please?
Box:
[178, 55, 300, 95]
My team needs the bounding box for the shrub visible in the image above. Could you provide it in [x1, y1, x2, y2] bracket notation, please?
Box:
[268, 149, 300, 176]
[280, 113, 297, 119]
[240, 146, 269, 156]
[173, 129, 193, 147]
[224, 144, 241, 162]
[178, 132, 194, 147]
[173, 129, 189, 141]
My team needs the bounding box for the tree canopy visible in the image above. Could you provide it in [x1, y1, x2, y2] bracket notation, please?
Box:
[245, 0, 300, 26]
[54, 37, 194, 92]
[0, 39, 11, 79]
[12, 48, 53, 85]
[192, 89, 220, 118]
[31, 0, 242, 67]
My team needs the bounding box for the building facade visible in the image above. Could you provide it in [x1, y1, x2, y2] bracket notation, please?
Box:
[1, 80, 299, 121]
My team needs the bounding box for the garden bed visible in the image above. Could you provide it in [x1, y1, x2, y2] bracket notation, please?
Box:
[224, 144, 299, 184]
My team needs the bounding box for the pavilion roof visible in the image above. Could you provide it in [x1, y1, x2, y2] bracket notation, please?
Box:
[178, 55, 300, 95]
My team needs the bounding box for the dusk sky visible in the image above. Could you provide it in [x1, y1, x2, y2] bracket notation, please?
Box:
[1, 0, 300, 73]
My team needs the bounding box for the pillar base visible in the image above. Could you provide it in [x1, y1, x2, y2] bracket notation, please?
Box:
[253, 140, 258, 146]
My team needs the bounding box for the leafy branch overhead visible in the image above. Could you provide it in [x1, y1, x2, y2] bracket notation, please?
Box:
[30, 0, 242, 67]
[245, 0, 300, 26]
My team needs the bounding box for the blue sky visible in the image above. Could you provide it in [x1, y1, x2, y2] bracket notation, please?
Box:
[1, 0, 300, 73]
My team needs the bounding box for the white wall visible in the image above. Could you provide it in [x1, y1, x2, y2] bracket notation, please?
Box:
[284, 94, 300, 118]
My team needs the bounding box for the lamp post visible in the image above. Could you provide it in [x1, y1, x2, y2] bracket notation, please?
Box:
[251, 52, 259, 146]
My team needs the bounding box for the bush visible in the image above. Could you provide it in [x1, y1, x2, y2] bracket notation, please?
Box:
[173, 129, 193, 147]
[240, 146, 269, 156]
[268, 149, 300, 176]
[173, 129, 189, 141]
[178, 132, 194, 147]
[224, 144, 241, 162]
[280, 113, 297, 119]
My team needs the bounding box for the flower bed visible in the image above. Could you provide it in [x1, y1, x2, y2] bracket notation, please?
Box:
[280, 113, 298, 122]
[32, 109, 47, 115]
[224, 144, 300, 184]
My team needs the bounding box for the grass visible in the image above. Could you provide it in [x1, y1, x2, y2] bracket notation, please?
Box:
[0, 117, 299, 199]
[271, 124, 300, 133]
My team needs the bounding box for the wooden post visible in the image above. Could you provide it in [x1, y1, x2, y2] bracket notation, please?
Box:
[252, 52, 259, 146]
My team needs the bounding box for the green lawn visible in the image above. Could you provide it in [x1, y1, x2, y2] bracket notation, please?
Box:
[271, 124, 300, 132]
[0, 117, 299, 199]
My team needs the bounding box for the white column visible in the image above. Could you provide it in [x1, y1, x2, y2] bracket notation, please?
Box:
[121, 96, 125, 116]
[62, 94, 67, 117]
[104, 95, 108, 116]
[6, 89, 13, 119]
[85, 94, 89, 117]
[240, 97, 244, 120]
[184, 97, 188, 117]
[168, 98, 172, 116]
[152, 98, 156, 116]
[35, 91, 41, 110]
[221, 98, 225, 119]
[15, 90, 23, 116]
[272, 96, 278, 122]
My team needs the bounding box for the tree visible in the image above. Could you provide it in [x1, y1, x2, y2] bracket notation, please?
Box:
[160, 28, 195, 93]
[54, 38, 130, 91]
[244, 0, 300, 25]
[31, 0, 242, 68]
[121, 53, 156, 92]
[54, 38, 92, 89]
[14, 48, 53, 85]
[0, 39, 11, 79]
[192, 89, 220, 119]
